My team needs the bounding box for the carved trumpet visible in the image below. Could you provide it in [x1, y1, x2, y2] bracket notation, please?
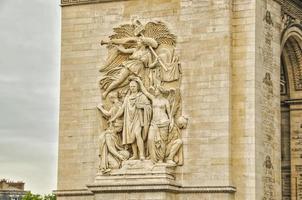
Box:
[100, 40, 111, 46]
[100, 40, 137, 46]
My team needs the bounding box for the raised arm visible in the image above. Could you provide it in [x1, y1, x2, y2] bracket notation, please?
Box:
[148, 54, 158, 69]
[134, 78, 154, 101]
[116, 45, 135, 54]
[165, 100, 174, 132]
[111, 37, 138, 45]
[109, 102, 125, 122]
[97, 104, 111, 118]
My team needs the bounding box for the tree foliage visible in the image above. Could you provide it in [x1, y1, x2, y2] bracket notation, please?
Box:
[22, 192, 56, 200]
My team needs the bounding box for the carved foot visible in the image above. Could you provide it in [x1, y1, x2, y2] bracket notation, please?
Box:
[100, 168, 111, 174]
[166, 159, 176, 166]
[140, 156, 145, 161]
[117, 153, 126, 161]
[129, 156, 138, 160]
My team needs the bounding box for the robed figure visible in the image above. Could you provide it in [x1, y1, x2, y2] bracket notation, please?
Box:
[110, 80, 152, 160]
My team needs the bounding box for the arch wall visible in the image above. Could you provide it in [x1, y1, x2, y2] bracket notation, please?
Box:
[281, 24, 302, 200]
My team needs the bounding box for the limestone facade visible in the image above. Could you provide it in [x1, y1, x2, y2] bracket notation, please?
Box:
[57, 0, 302, 199]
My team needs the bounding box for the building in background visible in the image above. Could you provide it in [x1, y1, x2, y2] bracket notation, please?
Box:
[0, 179, 27, 200]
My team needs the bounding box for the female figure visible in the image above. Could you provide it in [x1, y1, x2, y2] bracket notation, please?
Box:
[109, 80, 152, 160]
[135, 77, 174, 163]
[102, 37, 158, 98]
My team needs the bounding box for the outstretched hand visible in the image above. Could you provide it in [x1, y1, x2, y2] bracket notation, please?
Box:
[97, 103, 104, 109]
[132, 77, 143, 84]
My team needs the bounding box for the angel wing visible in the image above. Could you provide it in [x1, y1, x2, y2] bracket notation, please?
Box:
[99, 24, 136, 90]
[109, 24, 136, 40]
[99, 21, 177, 90]
[143, 21, 176, 47]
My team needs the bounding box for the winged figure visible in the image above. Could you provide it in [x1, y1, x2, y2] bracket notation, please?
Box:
[99, 20, 177, 98]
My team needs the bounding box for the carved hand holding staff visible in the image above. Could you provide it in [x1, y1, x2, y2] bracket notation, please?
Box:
[132, 20, 168, 72]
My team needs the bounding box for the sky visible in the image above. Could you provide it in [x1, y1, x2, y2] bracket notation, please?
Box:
[0, 0, 60, 195]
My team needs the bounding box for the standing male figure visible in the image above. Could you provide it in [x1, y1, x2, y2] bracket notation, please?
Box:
[110, 80, 151, 160]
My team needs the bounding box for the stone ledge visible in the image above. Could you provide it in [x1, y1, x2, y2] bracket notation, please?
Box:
[54, 189, 93, 196]
[88, 184, 236, 194]
[55, 185, 236, 196]
[55, 159, 236, 196]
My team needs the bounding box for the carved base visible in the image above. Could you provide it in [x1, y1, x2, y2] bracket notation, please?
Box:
[92, 160, 177, 187]
[58, 162, 235, 199]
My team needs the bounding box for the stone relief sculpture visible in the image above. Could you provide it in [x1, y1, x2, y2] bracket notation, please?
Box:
[97, 19, 187, 174]
[134, 77, 173, 164]
[97, 92, 129, 173]
[109, 80, 152, 160]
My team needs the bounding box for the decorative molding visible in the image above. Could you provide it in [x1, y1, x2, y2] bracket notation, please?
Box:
[284, 36, 302, 91]
[282, 98, 302, 105]
[54, 189, 93, 196]
[280, 0, 302, 26]
[61, 0, 127, 6]
[88, 184, 237, 194]
[55, 185, 236, 197]
[282, 0, 302, 19]
[264, 10, 274, 25]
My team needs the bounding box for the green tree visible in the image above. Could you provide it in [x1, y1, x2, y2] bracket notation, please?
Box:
[22, 192, 56, 200]
[43, 194, 56, 200]
[22, 192, 42, 200]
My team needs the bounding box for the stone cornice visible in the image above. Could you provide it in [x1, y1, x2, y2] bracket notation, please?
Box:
[60, 0, 302, 19]
[61, 0, 127, 6]
[53, 189, 93, 196]
[55, 185, 236, 196]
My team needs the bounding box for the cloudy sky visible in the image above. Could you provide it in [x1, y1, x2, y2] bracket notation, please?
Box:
[0, 0, 60, 194]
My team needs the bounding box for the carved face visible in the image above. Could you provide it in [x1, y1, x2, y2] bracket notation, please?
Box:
[176, 116, 188, 129]
[129, 81, 139, 93]
[154, 88, 160, 97]
[108, 92, 118, 103]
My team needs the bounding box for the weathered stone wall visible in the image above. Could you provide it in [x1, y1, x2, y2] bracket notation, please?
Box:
[58, 0, 302, 199]
[231, 1, 282, 199]
[281, 105, 291, 200]
[255, 0, 282, 200]
[59, 0, 234, 195]
[230, 0, 256, 199]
